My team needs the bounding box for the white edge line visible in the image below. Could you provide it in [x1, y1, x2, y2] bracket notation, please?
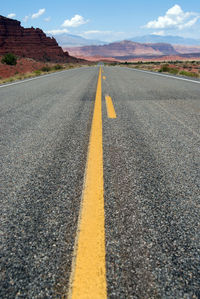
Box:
[128, 68, 200, 85]
[0, 67, 88, 89]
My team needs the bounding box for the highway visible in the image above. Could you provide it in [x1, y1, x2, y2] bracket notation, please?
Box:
[0, 66, 200, 298]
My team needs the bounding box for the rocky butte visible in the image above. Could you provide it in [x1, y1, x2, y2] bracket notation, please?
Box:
[65, 40, 179, 59]
[0, 15, 75, 62]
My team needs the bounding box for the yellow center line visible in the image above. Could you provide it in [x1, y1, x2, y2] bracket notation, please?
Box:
[105, 95, 117, 119]
[68, 67, 107, 299]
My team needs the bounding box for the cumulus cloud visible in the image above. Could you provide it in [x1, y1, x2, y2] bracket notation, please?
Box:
[62, 15, 89, 27]
[7, 13, 16, 19]
[45, 29, 69, 35]
[145, 4, 200, 30]
[31, 8, 46, 19]
[44, 17, 51, 22]
[152, 31, 165, 36]
[23, 16, 29, 22]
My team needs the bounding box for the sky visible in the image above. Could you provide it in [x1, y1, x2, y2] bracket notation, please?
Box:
[1, 1, 200, 42]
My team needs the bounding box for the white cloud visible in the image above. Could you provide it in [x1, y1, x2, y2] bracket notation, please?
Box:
[62, 14, 89, 27]
[23, 16, 29, 22]
[83, 30, 112, 35]
[31, 8, 46, 19]
[45, 29, 69, 35]
[7, 13, 16, 19]
[178, 16, 200, 29]
[152, 31, 165, 36]
[44, 17, 51, 22]
[145, 4, 200, 30]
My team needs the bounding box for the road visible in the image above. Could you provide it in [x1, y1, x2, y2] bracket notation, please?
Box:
[0, 66, 199, 298]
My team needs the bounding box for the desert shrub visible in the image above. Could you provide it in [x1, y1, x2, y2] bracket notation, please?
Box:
[179, 70, 199, 77]
[41, 66, 51, 72]
[53, 64, 63, 70]
[169, 68, 179, 75]
[34, 70, 41, 76]
[1, 53, 17, 65]
[159, 64, 170, 72]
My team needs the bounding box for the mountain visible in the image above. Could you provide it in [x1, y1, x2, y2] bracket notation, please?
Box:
[47, 33, 106, 47]
[64, 40, 179, 59]
[131, 35, 200, 46]
[0, 15, 78, 62]
[173, 45, 200, 54]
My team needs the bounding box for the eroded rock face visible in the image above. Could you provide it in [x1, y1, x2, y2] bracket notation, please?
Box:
[65, 40, 179, 58]
[0, 15, 70, 62]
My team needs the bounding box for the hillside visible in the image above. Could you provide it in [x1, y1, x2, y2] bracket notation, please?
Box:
[173, 45, 200, 54]
[0, 15, 78, 62]
[64, 40, 179, 59]
[64, 40, 200, 60]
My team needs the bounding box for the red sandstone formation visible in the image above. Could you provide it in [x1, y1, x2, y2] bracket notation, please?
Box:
[64, 40, 200, 61]
[173, 45, 200, 54]
[0, 15, 76, 62]
[64, 40, 178, 58]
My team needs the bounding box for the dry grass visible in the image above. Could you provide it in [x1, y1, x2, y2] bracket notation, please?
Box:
[0, 63, 94, 85]
[119, 60, 200, 79]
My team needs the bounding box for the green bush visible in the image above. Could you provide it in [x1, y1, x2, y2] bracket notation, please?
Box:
[179, 70, 199, 78]
[159, 64, 170, 72]
[34, 70, 41, 76]
[53, 64, 63, 70]
[169, 68, 179, 75]
[1, 53, 17, 65]
[41, 66, 51, 72]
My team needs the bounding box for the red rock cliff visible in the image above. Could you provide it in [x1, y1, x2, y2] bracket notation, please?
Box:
[0, 15, 72, 62]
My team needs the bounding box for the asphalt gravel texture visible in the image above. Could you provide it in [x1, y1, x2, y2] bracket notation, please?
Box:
[102, 67, 200, 299]
[0, 68, 98, 298]
[0, 66, 200, 298]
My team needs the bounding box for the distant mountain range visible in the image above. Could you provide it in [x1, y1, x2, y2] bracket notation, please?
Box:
[52, 33, 200, 48]
[47, 33, 106, 47]
[64, 40, 200, 60]
[130, 35, 200, 46]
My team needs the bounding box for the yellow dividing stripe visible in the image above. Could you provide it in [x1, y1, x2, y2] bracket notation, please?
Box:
[69, 67, 107, 299]
[105, 96, 117, 119]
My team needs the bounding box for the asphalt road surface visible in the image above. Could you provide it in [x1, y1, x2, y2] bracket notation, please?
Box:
[0, 66, 199, 298]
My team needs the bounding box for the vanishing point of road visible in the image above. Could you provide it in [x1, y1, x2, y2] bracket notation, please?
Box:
[0, 66, 200, 298]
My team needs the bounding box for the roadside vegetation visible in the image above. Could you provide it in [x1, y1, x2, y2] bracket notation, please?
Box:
[117, 60, 200, 78]
[0, 62, 94, 85]
[1, 53, 17, 66]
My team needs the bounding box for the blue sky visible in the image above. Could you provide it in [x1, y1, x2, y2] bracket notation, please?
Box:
[1, 1, 200, 41]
